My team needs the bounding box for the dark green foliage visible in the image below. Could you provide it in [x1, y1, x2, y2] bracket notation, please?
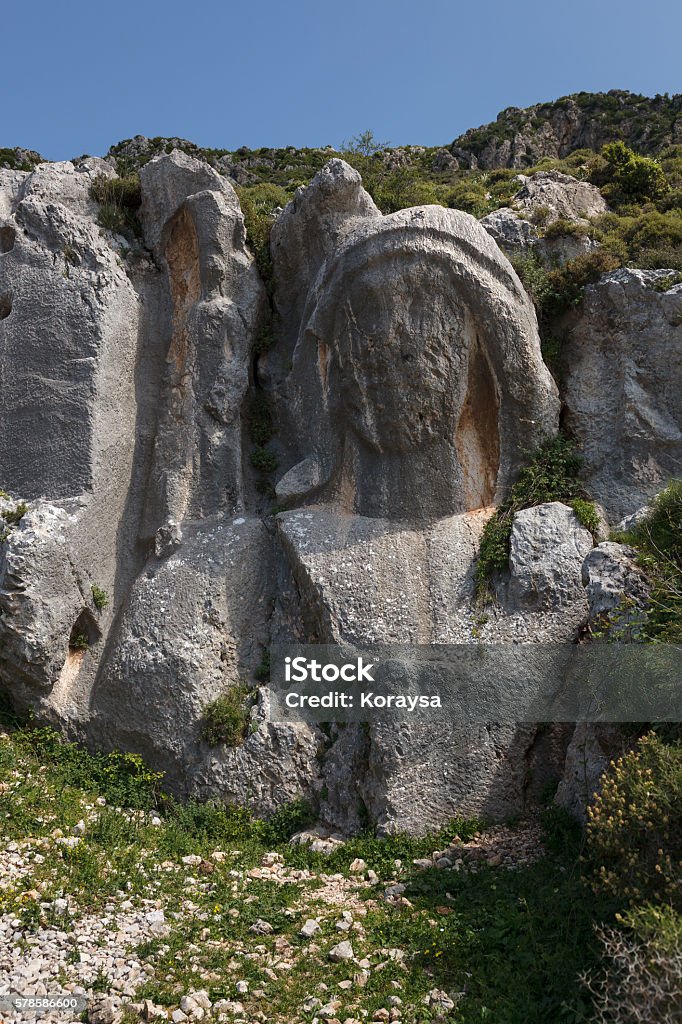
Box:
[542, 218, 589, 240]
[69, 630, 90, 652]
[0, 147, 43, 171]
[91, 585, 109, 612]
[539, 250, 623, 319]
[201, 686, 252, 746]
[254, 651, 270, 682]
[592, 141, 669, 206]
[247, 393, 274, 446]
[250, 445, 277, 474]
[258, 800, 316, 846]
[475, 436, 591, 597]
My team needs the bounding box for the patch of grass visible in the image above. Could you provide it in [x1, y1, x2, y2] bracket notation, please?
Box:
[90, 173, 142, 240]
[201, 685, 252, 746]
[235, 183, 290, 295]
[91, 585, 109, 612]
[475, 435, 590, 598]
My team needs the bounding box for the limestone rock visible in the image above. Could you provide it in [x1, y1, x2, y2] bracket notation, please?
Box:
[328, 940, 354, 962]
[562, 269, 682, 521]
[511, 170, 607, 223]
[581, 542, 650, 626]
[270, 159, 380, 352]
[273, 162, 559, 522]
[0, 151, 663, 837]
[555, 722, 629, 820]
[479, 207, 537, 250]
[138, 150, 267, 535]
[0, 500, 95, 699]
[508, 503, 594, 610]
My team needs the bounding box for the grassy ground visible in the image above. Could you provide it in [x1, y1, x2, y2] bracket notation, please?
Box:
[0, 717, 615, 1023]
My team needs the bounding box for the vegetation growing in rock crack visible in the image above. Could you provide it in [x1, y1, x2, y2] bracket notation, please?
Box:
[611, 480, 682, 643]
[91, 585, 109, 612]
[474, 435, 598, 599]
[201, 685, 253, 746]
[90, 173, 143, 239]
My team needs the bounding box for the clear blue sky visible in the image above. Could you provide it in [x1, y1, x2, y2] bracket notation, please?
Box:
[5, 0, 682, 161]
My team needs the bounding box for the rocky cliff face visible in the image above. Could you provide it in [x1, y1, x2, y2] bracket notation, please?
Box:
[1, 151, 680, 833]
[450, 90, 682, 169]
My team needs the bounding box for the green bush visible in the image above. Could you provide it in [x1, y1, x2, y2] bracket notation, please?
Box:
[91, 585, 109, 612]
[250, 446, 277, 474]
[592, 141, 669, 206]
[69, 630, 90, 651]
[236, 183, 290, 293]
[570, 497, 602, 536]
[542, 218, 589, 240]
[248, 393, 274, 446]
[475, 436, 591, 597]
[90, 174, 142, 209]
[201, 686, 252, 746]
[585, 731, 682, 908]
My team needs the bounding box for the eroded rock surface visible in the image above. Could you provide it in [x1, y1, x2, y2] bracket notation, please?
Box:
[0, 154, 664, 832]
[562, 269, 682, 522]
[271, 162, 559, 522]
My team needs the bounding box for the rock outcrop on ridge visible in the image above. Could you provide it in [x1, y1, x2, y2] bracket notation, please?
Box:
[0, 152, 679, 831]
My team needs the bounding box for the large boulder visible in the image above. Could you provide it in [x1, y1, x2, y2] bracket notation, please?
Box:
[581, 541, 650, 629]
[508, 502, 594, 610]
[562, 269, 682, 522]
[511, 170, 607, 223]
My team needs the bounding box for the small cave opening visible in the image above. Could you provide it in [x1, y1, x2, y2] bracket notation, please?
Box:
[0, 225, 16, 254]
[0, 294, 12, 321]
[68, 609, 101, 654]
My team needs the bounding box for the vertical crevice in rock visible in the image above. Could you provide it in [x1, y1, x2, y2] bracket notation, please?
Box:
[455, 332, 500, 509]
[165, 207, 201, 376]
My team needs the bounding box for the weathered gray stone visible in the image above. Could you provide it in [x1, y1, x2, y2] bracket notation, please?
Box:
[581, 541, 650, 626]
[509, 502, 594, 610]
[138, 151, 267, 537]
[562, 269, 682, 522]
[555, 723, 629, 820]
[480, 207, 538, 250]
[511, 170, 607, 223]
[272, 162, 559, 523]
